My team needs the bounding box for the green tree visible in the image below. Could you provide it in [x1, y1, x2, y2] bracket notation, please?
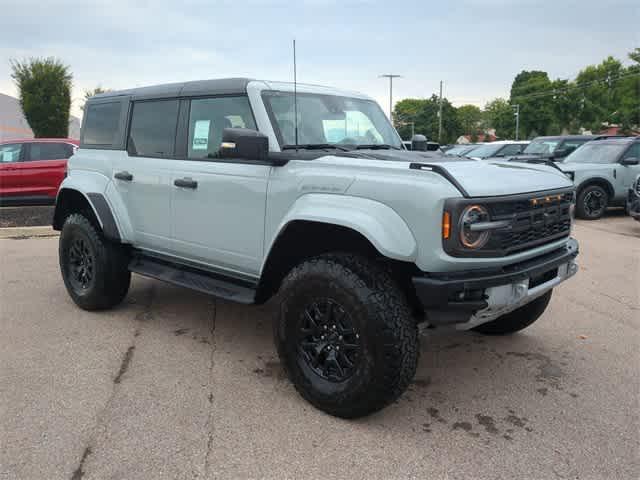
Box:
[614, 49, 640, 132]
[456, 104, 482, 136]
[574, 56, 625, 131]
[509, 70, 554, 138]
[483, 98, 515, 139]
[394, 95, 462, 144]
[10, 57, 72, 137]
[81, 86, 111, 111]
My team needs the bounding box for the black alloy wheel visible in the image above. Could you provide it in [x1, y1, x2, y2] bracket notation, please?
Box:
[67, 236, 95, 292]
[297, 298, 361, 383]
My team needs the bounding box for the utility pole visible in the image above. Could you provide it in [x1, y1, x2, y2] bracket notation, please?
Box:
[379, 74, 402, 123]
[438, 80, 443, 142]
[512, 104, 520, 140]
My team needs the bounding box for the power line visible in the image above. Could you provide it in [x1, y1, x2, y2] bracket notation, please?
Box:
[510, 71, 640, 102]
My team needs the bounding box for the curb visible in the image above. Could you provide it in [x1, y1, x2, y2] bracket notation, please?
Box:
[0, 226, 59, 240]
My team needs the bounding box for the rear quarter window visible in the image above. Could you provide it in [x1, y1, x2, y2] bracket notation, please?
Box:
[81, 101, 123, 147]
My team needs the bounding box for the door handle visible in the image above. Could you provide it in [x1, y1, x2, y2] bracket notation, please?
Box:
[174, 177, 198, 189]
[114, 171, 133, 181]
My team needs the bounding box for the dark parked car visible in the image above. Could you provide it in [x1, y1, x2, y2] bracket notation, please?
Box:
[509, 135, 595, 163]
[0, 138, 78, 205]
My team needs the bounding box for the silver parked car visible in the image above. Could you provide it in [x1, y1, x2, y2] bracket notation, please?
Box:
[559, 137, 640, 219]
[53, 78, 579, 418]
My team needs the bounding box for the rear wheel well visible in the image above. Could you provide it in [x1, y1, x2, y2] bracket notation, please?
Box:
[53, 189, 100, 232]
[256, 220, 422, 314]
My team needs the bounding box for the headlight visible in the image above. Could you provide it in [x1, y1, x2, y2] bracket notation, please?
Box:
[459, 204, 490, 249]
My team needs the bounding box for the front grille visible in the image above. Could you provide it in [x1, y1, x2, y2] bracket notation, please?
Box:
[486, 191, 574, 255]
[635, 177, 640, 195]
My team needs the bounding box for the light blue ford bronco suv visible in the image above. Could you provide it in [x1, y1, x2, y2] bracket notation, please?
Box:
[54, 78, 579, 418]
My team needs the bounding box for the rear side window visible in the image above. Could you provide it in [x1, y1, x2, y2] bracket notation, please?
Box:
[0, 143, 22, 163]
[501, 144, 525, 156]
[28, 142, 73, 161]
[128, 100, 179, 157]
[83, 102, 122, 146]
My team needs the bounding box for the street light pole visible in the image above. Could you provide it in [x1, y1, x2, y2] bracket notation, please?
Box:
[379, 74, 402, 123]
[512, 104, 520, 141]
[438, 80, 443, 142]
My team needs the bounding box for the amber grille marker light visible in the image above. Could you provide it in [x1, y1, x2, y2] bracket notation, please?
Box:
[442, 211, 451, 239]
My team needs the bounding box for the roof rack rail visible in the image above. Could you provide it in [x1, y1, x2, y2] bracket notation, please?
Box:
[591, 135, 633, 140]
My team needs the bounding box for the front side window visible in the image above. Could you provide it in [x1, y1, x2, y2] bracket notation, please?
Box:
[0, 143, 22, 163]
[128, 100, 179, 157]
[622, 143, 640, 160]
[564, 143, 626, 164]
[262, 91, 401, 149]
[28, 142, 73, 161]
[83, 102, 122, 146]
[562, 139, 588, 150]
[501, 144, 526, 156]
[188, 97, 256, 159]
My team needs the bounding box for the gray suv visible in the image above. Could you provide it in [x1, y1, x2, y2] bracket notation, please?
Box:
[53, 78, 579, 417]
[559, 137, 640, 219]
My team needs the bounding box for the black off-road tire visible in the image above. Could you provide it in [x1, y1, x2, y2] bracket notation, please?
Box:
[576, 185, 608, 220]
[472, 290, 552, 335]
[59, 213, 131, 311]
[274, 253, 419, 418]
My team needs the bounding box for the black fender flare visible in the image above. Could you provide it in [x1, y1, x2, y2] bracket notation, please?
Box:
[54, 189, 121, 242]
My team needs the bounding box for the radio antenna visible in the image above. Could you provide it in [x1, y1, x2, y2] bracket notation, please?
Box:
[293, 39, 299, 151]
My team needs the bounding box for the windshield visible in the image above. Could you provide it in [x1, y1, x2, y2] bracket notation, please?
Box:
[446, 145, 477, 156]
[465, 143, 503, 158]
[564, 143, 626, 164]
[262, 91, 402, 149]
[524, 139, 559, 155]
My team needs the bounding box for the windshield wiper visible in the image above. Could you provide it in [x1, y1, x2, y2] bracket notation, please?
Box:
[282, 144, 351, 152]
[355, 144, 399, 150]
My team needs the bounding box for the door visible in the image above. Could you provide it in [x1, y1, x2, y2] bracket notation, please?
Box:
[21, 142, 73, 198]
[111, 99, 178, 252]
[170, 96, 269, 277]
[619, 143, 640, 196]
[0, 143, 25, 198]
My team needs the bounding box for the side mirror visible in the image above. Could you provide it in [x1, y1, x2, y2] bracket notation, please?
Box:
[620, 157, 639, 166]
[552, 148, 568, 158]
[411, 134, 428, 151]
[219, 128, 268, 161]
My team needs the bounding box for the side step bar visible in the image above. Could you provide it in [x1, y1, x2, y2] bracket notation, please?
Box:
[128, 255, 256, 304]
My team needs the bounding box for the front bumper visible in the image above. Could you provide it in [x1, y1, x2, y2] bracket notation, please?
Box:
[627, 189, 640, 221]
[412, 238, 579, 328]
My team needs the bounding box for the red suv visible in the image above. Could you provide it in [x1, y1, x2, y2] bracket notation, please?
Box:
[0, 138, 78, 205]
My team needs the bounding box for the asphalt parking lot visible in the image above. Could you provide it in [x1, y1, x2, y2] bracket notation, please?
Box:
[0, 214, 638, 480]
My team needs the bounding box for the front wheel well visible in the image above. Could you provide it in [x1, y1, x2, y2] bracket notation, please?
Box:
[576, 179, 614, 201]
[255, 220, 422, 313]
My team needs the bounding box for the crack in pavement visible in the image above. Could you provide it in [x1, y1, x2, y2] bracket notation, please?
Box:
[68, 284, 156, 480]
[202, 298, 217, 479]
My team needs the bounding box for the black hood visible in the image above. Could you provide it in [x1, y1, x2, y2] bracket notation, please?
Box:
[270, 148, 463, 163]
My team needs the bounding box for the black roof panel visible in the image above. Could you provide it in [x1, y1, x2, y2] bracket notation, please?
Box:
[89, 78, 254, 102]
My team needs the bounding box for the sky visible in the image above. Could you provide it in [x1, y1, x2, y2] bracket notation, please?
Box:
[1, 0, 638, 118]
